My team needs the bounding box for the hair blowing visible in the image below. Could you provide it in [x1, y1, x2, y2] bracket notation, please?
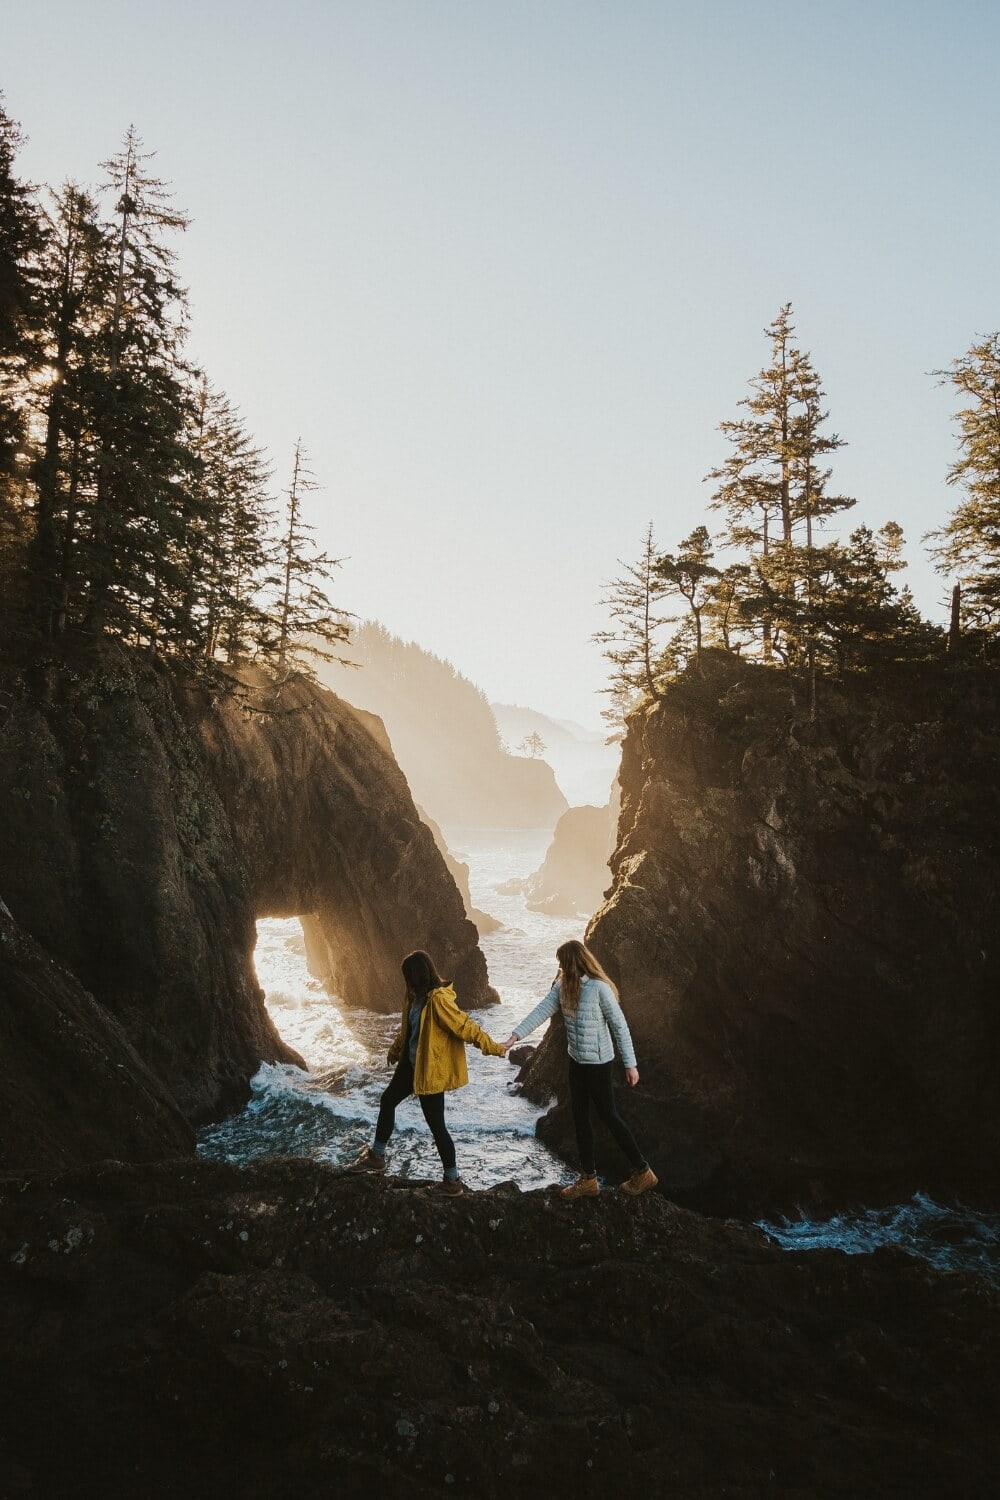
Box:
[555, 939, 619, 1015]
[401, 949, 444, 999]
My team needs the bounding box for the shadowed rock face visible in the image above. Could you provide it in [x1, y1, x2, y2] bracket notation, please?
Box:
[0, 648, 490, 1140]
[0, 901, 194, 1171]
[193, 669, 493, 1015]
[522, 655, 1000, 1215]
[1, 1157, 997, 1499]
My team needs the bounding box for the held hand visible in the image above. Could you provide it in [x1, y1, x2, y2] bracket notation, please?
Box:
[501, 1034, 519, 1054]
[625, 1067, 639, 1087]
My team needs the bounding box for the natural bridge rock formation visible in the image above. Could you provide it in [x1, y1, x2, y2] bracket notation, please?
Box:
[522, 653, 1000, 1215]
[0, 648, 489, 1160]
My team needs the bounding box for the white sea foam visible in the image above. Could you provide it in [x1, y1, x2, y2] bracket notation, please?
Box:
[198, 828, 573, 1189]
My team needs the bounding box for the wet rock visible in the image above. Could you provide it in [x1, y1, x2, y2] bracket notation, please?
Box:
[0, 1157, 997, 1498]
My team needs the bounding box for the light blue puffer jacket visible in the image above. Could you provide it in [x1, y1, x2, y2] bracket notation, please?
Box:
[512, 977, 637, 1068]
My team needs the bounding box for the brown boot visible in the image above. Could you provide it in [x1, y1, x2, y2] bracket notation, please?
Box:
[560, 1174, 600, 1200]
[620, 1166, 658, 1196]
[345, 1147, 387, 1174]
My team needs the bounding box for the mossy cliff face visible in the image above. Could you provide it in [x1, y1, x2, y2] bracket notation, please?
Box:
[525, 654, 1000, 1214]
[0, 648, 489, 1149]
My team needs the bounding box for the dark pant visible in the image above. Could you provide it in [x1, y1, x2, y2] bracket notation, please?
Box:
[568, 1058, 646, 1176]
[375, 1057, 456, 1172]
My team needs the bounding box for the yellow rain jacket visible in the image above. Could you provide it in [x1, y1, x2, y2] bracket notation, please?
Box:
[387, 984, 504, 1094]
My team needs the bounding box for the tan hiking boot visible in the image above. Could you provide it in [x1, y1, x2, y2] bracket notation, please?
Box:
[346, 1148, 387, 1174]
[560, 1174, 600, 1200]
[434, 1177, 465, 1197]
[620, 1166, 658, 1196]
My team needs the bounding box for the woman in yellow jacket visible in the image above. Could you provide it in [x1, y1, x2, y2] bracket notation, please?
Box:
[349, 950, 506, 1195]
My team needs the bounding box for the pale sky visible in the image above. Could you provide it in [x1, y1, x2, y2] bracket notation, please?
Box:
[4, 1, 998, 725]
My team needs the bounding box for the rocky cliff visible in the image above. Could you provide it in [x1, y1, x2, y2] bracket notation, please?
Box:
[523, 795, 617, 918]
[0, 899, 194, 1170]
[0, 647, 490, 1161]
[523, 654, 1000, 1214]
[1, 1157, 997, 1498]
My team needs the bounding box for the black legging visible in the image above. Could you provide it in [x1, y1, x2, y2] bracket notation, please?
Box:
[375, 1057, 456, 1172]
[568, 1058, 647, 1176]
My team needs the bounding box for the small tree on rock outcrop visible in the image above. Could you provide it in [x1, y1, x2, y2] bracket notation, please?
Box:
[594, 521, 669, 727]
[927, 333, 1000, 651]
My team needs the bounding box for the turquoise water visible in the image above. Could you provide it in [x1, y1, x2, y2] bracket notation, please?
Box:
[757, 1195, 1000, 1285]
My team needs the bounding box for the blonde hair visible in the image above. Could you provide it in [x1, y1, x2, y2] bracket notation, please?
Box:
[556, 939, 619, 1015]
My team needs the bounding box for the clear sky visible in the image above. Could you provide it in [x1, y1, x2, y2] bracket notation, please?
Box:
[4, 1, 998, 725]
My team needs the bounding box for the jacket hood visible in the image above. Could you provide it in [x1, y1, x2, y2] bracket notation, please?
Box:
[429, 983, 456, 1003]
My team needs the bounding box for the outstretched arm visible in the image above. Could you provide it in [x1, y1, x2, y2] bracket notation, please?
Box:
[432, 989, 506, 1057]
[505, 984, 560, 1049]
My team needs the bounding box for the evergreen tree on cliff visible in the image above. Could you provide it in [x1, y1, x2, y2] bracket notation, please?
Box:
[266, 438, 351, 682]
[28, 183, 115, 638]
[928, 333, 1000, 649]
[708, 304, 855, 667]
[0, 98, 43, 623]
[654, 525, 720, 673]
[82, 127, 196, 649]
[594, 521, 668, 726]
[180, 377, 274, 664]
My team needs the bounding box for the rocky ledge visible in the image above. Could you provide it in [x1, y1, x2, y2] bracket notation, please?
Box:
[1, 1158, 998, 1498]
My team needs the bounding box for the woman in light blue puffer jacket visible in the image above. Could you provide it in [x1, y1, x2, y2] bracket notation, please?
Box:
[505, 939, 658, 1200]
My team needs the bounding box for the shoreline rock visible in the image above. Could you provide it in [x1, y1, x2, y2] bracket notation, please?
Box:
[1, 1156, 997, 1498]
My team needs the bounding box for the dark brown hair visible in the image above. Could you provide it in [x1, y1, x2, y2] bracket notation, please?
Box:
[401, 949, 445, 999]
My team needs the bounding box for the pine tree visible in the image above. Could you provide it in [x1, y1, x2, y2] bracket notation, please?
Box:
[28, 183, 113, 637]
[927, 332, 1000, 648]
[265, 438, 351, 682]
[0, 97, 44, 631]
[594, 521, 668, 724]
[83, 127, 194, 643]
[518, 731, 546, 758]
[703, 562, 753, 653]
[654, 525, 720, 672]
[708, 304, 855, 665]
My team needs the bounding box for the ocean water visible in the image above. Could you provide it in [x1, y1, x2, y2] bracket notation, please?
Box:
[198, 827, 578, 1190]
[198, 828, 1000, 1281]
[757, 1195, 1000, 1285]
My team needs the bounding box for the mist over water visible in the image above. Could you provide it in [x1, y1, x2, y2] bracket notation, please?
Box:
[198, 828, 575, 1190]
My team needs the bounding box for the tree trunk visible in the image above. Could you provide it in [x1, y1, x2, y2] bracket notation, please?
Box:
[948, 582, 961, 654]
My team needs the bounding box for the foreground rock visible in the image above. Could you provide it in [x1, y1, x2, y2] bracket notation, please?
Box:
[523, 654, 1000, 1216]
[0, 1158, 996, 1498]
[0, 647, 489, 1140]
